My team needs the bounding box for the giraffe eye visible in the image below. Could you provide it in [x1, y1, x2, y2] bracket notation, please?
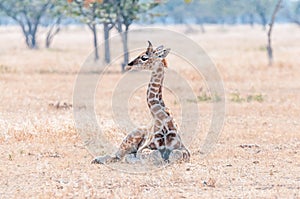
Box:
[141, 55, 148, 61]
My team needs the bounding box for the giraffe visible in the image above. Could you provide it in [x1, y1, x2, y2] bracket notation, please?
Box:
[92, 41, 190, 164]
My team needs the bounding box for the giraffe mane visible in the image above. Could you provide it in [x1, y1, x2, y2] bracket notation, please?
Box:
[162, 59, 168, 68]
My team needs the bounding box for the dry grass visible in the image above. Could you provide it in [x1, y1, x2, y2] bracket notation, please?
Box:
[0, 24, 300, 198]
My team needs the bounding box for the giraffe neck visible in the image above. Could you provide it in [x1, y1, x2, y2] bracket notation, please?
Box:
[146, 63, 166, 116]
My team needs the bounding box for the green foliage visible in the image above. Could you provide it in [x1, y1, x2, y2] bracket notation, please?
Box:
[0, 0, 54, 48]
[258, 45, 267, 51]
[116, 0, 160, 28]
[0, 64, 10, 73]
[0, 0, 52, 21]
[284, 0, 300, 24]
[66, 0, 107, 25]
[247, 93, 264, 102]
[66, 0, 158, 27]
[187, 91, 221, 103]
[230, 92, 264, 103]
[45, 1, 68, 20]
[197, 92, 212, 102]
[230, 92, 245, 103]
[151, 0, 291, 25]
[65, 0, 159, 63]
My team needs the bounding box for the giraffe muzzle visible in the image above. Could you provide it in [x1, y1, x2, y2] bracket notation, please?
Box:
[124, 65, 132, 71]
[159, 148, 171, 161]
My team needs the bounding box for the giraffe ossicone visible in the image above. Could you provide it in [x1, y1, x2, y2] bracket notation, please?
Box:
[92, 41, 190, 165]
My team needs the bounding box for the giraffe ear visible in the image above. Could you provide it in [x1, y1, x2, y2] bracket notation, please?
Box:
[155, 45, 164, 52]
[146, 40, 153, 55]
[158, 48, 171, 58]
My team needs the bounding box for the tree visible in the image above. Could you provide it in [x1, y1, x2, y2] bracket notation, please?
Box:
[190, 0, 244, 28]
[192, 1, 215, 32]
[250, 0, 279, 30]
[0, 9, 5, 25]
[68, 0, 116, 62]
[101, 0, 117, 64]
[255, 1, 268, 29]
[0, 0, 52, 48]
[43, 1, 67, 48]
[115, 0, 160, 71]
[156, 0, 189, 24]
[284, 0, 300, 26]
[266, 0, 282, 66]
[68, 0, 102, 60]
[68, 0, 160, 66]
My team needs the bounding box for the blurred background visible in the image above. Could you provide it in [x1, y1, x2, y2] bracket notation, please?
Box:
[0, 0, 299, 71]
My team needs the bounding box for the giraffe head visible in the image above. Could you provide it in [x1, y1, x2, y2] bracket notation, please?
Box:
[125, 41, 170, 71]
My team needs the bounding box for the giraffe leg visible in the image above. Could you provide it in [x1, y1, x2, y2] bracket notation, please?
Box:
[136, 138, 151, 154]
[91, 154, 119, 164]
[91, 127, 149, 164]
[168, 147, 190, 163]
[182, 147, 191, 161]
[115, 127, 149, 159]
[135, 133, 157, 159]
[147, 150, 165, 165]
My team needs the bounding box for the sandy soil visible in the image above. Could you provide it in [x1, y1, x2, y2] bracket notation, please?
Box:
[0, 25, 300, 198]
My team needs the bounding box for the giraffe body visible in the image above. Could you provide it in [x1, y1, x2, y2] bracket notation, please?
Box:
[92, 41, 190, 164]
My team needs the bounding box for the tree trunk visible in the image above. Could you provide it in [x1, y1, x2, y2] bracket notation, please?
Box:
[200, 23, 205, 33]
[90, 24, 99, 61]
[249, 13, 254, 28]
[293, 19, 300, 27]
[266, 30, 273, 66]
[196, 18, 205, 33]
[24, 32, 37, 49]
[121, 26, 129, 72]
[46, 17, 61, 48]
[259, 12, 267, 30]
[267, 0, 282, 66]
[24, 32, 31, 48]
[31, 33, 37, 48]
[103, 23, 111, 64]
[285, 6, 300, 27]
[20, 23, 37, 49]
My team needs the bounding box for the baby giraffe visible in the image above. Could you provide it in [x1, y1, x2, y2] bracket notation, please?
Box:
[92, 41, 190, 164]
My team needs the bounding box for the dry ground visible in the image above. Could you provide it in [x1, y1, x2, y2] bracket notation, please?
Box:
[0, 24, 300, 198]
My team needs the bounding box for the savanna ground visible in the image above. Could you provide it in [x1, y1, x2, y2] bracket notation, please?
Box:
[0, 24, 300, 198]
